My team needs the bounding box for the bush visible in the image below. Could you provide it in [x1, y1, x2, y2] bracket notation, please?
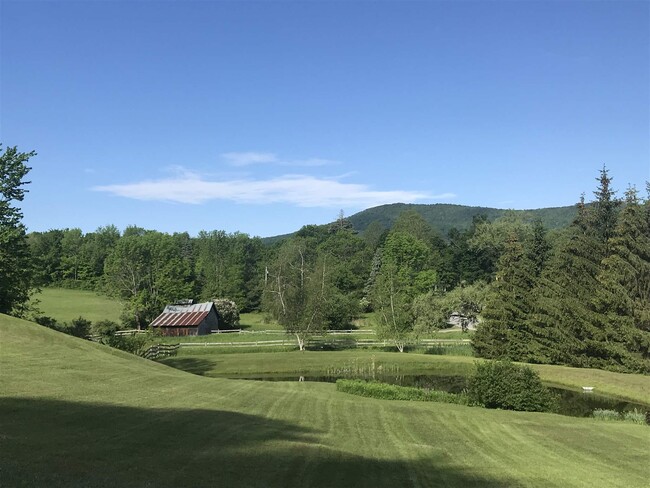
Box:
[107, 333, 150, 355]
[91, 320, 121, 341]
[336, 379, 471, 405]
[34, 314, 92, 339]
[68, 317, 92, 338]
[34, 315, 64, 332]
[467, 360, 558, 412]
[213, 299, 240, 329]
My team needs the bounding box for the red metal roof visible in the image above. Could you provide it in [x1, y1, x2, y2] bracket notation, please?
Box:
[150, 311, 210, 327]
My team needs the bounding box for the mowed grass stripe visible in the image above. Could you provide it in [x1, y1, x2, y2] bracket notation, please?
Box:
[2, 315, 649, 488]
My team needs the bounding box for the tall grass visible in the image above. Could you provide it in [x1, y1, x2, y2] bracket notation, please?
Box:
[336, 379, 471, 405]
[592, 408, 648, 425]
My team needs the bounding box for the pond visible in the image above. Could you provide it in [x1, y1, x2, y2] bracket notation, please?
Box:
[229, 373, 649, 418]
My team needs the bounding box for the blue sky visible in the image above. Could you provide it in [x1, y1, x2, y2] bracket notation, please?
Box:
[2, 0, 648, 237]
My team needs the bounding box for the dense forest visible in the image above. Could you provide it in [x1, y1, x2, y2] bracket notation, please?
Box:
[7, 150, 649, 372]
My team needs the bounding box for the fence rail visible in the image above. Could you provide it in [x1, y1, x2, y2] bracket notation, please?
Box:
[211, 329, 376, 335]
[142, 343, 180, 360]
[115, 329, 147, 336]
[178, 338, 470, 349]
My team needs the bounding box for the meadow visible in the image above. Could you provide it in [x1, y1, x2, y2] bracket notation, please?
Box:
[2, 314, 649, 488]
[30, 287, 123, 324]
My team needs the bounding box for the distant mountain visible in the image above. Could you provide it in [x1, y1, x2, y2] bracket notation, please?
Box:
[347, 203, 578, 236]
[262, 203, 578, 244]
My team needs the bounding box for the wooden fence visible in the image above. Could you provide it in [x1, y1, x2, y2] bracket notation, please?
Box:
[178, 338, 470, 349]
[210, 329, 376, 335]
[142, 343, 180, 360]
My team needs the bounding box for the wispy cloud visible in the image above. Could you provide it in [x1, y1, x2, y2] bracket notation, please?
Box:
[93, 172, 454, 208]
[221, 152, 340, 168]
[221, 152, 278, 167]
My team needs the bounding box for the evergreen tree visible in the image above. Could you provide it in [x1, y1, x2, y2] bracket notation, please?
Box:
[472, 233, 538, 360]
[590, 166, 621, 247]
[527, 169, 632, 370]
[592, 186, 650, 371]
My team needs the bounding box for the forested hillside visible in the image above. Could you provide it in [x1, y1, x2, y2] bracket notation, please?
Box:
[262, 203, 578, 244]
[348, 203, 578, 236]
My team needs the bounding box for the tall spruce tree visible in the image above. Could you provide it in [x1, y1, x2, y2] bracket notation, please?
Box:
[472, 232, 538, 360]
[592, 186, 650, 371]
[527, 168, 632, 370]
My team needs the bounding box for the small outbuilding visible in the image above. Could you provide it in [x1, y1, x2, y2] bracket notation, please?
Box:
[150, 301, 218, 336]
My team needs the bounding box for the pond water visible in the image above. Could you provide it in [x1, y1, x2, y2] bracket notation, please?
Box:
[229, 373, 649, 418]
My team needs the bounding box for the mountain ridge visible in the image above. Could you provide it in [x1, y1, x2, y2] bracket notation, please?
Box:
[262, 202, 578, 244]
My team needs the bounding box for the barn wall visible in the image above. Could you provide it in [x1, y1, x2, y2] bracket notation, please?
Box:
[160, 327, 199, 337]
[204, 309, 219, 333]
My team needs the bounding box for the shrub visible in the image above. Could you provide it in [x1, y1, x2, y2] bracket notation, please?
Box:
[92, 320, 121, 342]
[213, 299, 240, 329]
[34, 315, 64, 332]
[34, 314, 91, 339]
[107, 333, 150, 356]
[336, 379, 471, 405]
[68, 317, 92, 338]
[467, 360, 558, 412]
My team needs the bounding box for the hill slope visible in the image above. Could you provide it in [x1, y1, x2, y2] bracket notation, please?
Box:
[348, 203, 577, 236]
[1, 315, 648, 488]
[263, 203, 577, 243]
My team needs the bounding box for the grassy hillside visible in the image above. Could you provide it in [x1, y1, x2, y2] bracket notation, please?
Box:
[2, 314, 649, 487]
[30, 287, 123, 324]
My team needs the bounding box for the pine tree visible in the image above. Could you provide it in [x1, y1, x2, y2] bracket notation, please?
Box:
[472, 232, 538, 360]
[593, 186, 650, 371]
[590, 166, 621, 248]
[527, 168, 637, 370]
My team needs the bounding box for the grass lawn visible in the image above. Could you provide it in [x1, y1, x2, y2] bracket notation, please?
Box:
[30, 287, 123, 324]
[2, 314, 649, 488]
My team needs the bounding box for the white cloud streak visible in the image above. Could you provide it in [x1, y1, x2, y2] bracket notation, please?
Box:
[93, 173, 454, 208]
[221, 152, 340, 167]
[221, 152, 278, 166]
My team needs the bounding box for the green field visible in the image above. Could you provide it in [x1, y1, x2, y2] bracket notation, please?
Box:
[30, 287, 123, 324]
[2, 314, 649, 487]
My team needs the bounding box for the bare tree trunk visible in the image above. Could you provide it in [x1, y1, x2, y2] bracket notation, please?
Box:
[296, 333, 305, 351]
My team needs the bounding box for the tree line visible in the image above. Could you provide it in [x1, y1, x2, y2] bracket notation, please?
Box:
[2, 144, 648, 372]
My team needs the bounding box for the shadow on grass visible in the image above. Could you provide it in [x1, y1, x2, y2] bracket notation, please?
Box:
[157, 357, 220, 375]
[0, 397, 516, 488]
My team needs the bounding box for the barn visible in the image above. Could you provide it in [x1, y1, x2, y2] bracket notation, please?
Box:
[150, 302, 218, 336]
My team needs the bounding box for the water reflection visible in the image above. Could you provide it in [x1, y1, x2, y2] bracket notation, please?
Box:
[230, 373, 649, 418]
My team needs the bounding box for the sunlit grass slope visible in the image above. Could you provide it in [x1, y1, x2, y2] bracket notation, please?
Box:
[1, 314, 648, 488]
[30, 287, 123, 323]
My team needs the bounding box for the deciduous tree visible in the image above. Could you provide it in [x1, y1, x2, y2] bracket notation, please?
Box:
[0, 145, 36, 315]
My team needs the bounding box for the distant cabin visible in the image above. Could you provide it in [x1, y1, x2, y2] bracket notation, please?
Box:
[150, 302, 218, 336]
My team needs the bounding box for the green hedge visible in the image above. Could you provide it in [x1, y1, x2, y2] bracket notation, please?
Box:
[336, 379, 471, 405]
